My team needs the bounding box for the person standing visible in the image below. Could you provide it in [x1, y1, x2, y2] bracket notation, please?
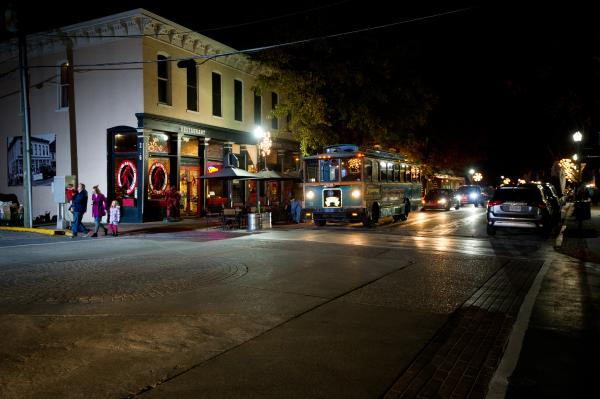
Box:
[91, 185, 108, 237]
[108, 200, 121, 236]
[290, 195, 302, 224]
[69, 183, 90, 238]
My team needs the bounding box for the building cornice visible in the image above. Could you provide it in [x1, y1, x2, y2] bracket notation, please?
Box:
[0, 8, 263, 75]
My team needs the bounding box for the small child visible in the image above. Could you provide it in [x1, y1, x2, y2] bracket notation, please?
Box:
[108, 200, 121, 236]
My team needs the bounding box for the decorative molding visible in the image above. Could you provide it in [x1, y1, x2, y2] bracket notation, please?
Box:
[0, 8, 263, 75]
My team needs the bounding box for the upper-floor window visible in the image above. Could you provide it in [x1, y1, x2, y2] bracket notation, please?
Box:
[157, 55, 170, 104]
[186, 63, 198, 111]
[212, 72, 222, 117]
[234, 79, 243, 121]
[59, 62, 70, 109]
[254, 92, 262, 125]
[271, 92, 279, 129]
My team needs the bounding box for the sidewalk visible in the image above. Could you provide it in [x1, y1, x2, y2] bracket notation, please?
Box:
[0, 214, 305, 237]
[504, 202, 600, 398]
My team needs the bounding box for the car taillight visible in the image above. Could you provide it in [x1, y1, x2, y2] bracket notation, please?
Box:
[488, 200, 503, 207]
[529, 202, 546, 209]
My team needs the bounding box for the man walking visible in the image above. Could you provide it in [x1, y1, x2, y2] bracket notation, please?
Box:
[70, 183, 90, 238]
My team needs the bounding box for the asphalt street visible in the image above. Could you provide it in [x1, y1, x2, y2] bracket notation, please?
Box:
[0, 206, 567, 398]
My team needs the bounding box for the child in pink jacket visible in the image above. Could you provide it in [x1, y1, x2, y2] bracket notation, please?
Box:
[108, 200, 121, 236]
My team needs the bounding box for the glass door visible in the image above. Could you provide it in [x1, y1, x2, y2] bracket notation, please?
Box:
[180, 165, 201, 216]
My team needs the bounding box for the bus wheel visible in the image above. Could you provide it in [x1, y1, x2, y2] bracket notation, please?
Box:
[363, 204, 379, 227]
[315, 220, 326, 227]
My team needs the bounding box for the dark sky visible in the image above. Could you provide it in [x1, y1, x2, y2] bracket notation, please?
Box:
[2, 0, 599, 182]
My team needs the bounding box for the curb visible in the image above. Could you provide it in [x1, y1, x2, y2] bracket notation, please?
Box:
[0, 226, 66, 236]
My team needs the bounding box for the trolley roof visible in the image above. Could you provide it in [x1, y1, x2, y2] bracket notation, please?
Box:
[303, 144, 407, 161]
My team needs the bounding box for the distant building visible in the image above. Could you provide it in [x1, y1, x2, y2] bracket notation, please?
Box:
[0, 9, 299, 222]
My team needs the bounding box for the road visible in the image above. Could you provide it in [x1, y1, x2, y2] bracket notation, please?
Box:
[0, 206, 564, 398]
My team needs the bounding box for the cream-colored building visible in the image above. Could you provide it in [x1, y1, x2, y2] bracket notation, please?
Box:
[0, 9, 299, 223]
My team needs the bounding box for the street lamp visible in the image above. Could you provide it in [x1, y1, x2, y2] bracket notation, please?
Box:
[572, 131, 583, 183]
[253, 127, 265, 213]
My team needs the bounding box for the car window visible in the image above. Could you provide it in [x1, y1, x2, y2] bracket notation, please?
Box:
[493, 188, 542, 202]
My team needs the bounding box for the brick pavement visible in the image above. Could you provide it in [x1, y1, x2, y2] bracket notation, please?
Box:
[383, 259, 543, 399]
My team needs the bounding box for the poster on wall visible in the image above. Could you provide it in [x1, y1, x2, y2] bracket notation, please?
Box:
[7, 133, 56, 186]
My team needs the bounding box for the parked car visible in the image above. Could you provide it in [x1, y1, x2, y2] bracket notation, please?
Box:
[456, 185, 486, 207]
[421, 188, 460, 211]
[542, 182, 563, 224]
[486, 183, 554, 236]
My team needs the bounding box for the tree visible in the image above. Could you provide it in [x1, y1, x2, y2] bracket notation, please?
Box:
[252, 33, 437, 158]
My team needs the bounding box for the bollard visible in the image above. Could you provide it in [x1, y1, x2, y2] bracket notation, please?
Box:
[247, 213, 260, 232]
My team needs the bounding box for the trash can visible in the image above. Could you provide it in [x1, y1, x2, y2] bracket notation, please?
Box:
[574, 201, 591, 221]
[261, 212, 272, 229]
[247, 213, 260, 232]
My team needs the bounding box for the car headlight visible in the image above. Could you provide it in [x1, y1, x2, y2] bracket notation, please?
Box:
[306, 191, 315, 200]
[437, 198, 447, 204]
[469, 193, 479, 199]
[351, 189, 361, 199]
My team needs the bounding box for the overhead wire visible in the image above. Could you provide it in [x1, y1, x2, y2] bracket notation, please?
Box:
[18, 6, 474, 70]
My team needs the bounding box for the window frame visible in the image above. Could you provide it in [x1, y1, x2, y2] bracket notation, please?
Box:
[58, 61, 70, 109]
[157, 53, 171, 105]
[186, 63, 198, 111]
[234, 79, 243, 122]
[212, 72, 222, 117]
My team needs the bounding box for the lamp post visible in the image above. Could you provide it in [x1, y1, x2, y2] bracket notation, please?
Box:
[573, 131, 582, 183]
[253, 127, 264, 213]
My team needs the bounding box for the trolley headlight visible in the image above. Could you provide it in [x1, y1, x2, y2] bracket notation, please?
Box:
[306, 190, 315, 200]
[351, 189, 361, 199]
[437, 198, 447, 204]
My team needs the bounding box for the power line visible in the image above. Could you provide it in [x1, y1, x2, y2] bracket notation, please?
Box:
[22, 7, 474, 70]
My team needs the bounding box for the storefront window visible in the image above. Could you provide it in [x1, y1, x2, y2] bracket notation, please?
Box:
[148, 132, 170, 154]
[114, 132, 137, 153]
[148, 158, 170, 199]
[181, 135, 199, 157]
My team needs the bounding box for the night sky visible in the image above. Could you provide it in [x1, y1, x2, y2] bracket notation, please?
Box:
[2, 0, 599, 183]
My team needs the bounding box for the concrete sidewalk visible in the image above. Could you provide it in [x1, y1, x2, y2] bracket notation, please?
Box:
[503, 203, 600, 398]
[0, 214, 305, 237]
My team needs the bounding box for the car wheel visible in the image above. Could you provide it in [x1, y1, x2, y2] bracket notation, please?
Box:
[486, 225, 496, 236]
[454, 204, 460, 210]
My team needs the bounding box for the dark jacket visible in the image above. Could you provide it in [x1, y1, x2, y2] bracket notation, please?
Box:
[71, 189, 88, 213]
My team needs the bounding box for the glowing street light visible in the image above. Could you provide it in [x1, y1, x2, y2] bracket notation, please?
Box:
[473, 172, 483, 182]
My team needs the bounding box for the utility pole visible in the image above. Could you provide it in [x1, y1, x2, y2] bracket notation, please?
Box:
[6, 3, 33, 227]
[66, 42, 78, 177]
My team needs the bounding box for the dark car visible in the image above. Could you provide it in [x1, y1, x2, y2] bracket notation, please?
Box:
[486, 183, 554, 236]
[456, 185, 486, 207]
[542, 182, 562, 224]
[421, 188, 460, 211]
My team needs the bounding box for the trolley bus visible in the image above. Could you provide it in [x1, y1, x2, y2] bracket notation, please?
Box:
[302, 144, 422, 226]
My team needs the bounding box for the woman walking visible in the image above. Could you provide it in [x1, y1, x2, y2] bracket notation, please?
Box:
[91, 185, 108, 237]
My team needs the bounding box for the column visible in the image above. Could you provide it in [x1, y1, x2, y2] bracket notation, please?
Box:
[199, 138, 210, 216]
[223, 141, 234, 208]
[240, 145, 248, 204]
[278, 149, 286, 204]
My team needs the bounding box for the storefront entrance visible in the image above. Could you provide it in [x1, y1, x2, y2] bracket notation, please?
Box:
[107, 127, 143, 223]
[180, 165, 201, 216]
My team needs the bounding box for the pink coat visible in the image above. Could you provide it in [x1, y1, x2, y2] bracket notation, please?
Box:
[92, 193, 107, 218]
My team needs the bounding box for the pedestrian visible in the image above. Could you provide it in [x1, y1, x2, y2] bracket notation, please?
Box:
[290, 195, 301, 224]
[90, 185, 108, 237]
[69, 183, 90, 238]
[108, 200, 121, 236]
[165, 186, 181, 221]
